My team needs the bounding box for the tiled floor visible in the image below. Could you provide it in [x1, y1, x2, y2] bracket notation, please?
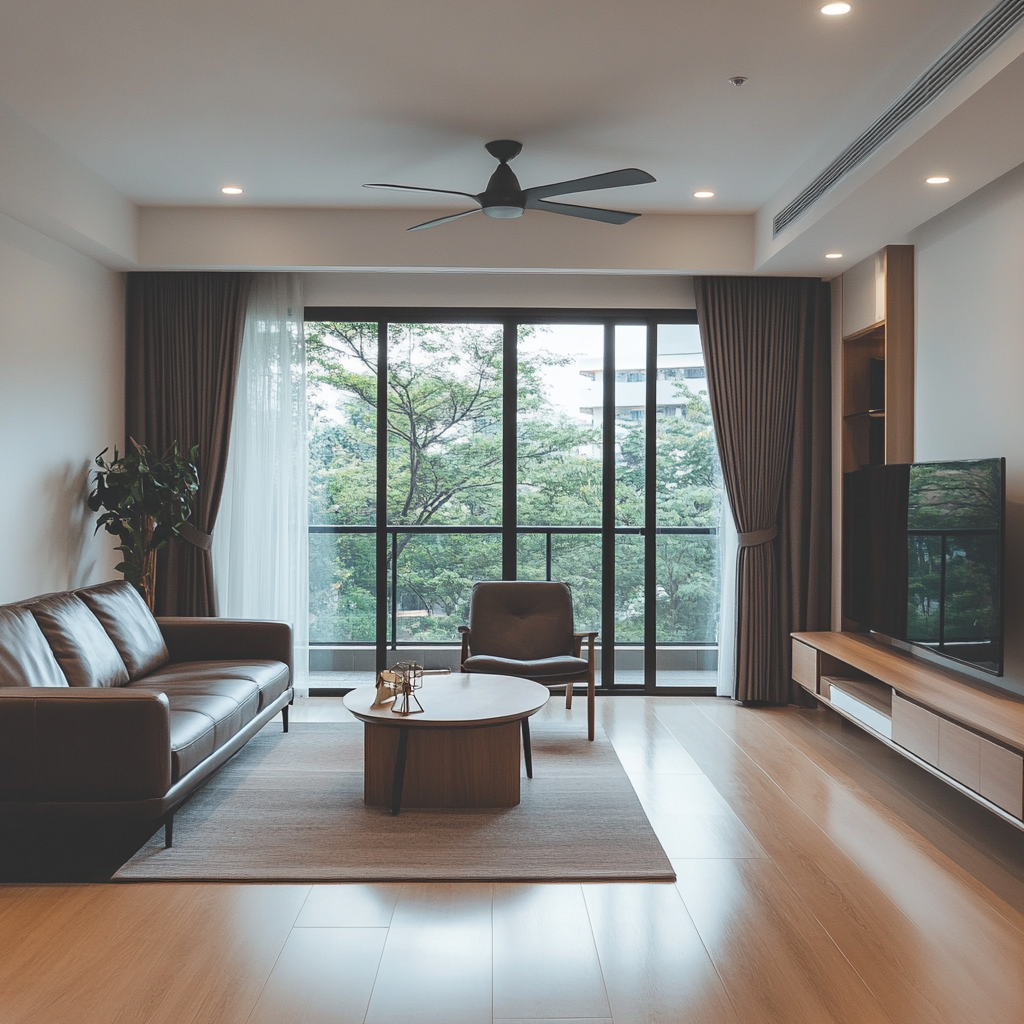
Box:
[1, 695, 1022, 1023]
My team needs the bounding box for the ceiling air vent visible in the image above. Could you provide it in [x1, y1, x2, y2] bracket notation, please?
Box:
[773, 0, 1024, 237]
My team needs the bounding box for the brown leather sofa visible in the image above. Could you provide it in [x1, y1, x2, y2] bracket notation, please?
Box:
[0, 580, 293, 847]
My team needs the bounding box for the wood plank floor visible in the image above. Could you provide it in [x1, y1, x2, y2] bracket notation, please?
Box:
[1, 695, 1022, 1024]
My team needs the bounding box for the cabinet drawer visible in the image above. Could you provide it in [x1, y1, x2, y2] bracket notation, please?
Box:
[792, 640, 819, 693]
[979, 740, 1024, 818]
[938, 718, 981, 791]
[892, 694, 939, 764]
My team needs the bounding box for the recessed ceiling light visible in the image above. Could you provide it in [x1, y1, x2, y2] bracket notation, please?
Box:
[693, 190, 715, 199]
[926, 176, 951, 185]
[821, 2, 852, 14]
[825, 252, 844, 259]
[221, 186, 243, 195]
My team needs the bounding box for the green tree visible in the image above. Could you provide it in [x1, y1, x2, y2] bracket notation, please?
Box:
[305, 321, 723, 647]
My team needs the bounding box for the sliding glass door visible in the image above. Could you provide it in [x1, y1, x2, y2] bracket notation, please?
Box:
[306, 309, 722, 692]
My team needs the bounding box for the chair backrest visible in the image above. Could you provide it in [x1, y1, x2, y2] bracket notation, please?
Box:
[468, 581, 575, 661]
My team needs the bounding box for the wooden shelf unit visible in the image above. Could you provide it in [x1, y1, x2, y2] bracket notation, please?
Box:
[793, 631, 1024, 828]
[841, 244, 915, 630]
[840, 244, 915, 474]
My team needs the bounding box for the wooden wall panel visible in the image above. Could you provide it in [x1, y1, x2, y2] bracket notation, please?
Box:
[883, 244, 915, 465]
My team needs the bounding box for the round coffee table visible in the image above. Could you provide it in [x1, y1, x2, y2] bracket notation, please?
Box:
[343, 673, 549, 814]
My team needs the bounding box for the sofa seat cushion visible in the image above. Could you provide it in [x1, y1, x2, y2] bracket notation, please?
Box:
[143, 660, 289, 710]
[162, 693, 244, 751]
[462, 654, 590, 680]
[0, 605, 68, 687]
[169, 710, 216, 782]
[29, 593, 129, 687]
[77, 580, 169, 680]
[130, 676, 260, 727]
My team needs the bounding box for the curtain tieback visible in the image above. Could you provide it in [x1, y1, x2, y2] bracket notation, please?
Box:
[179, 522, 213, 551]
[737, 525, 777, 548]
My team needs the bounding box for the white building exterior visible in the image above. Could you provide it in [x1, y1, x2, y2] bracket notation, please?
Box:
[575, 324, 708, 425]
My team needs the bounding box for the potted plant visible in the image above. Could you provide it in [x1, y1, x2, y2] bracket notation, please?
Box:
[87, 439, 200, 610]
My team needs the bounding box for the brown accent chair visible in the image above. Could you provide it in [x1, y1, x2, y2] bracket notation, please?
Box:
[458, 581, 598, 740]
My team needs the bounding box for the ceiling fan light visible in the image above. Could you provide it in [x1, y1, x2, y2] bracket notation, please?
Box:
[483, 206, 524, 219]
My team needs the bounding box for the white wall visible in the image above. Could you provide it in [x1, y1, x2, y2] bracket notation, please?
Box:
[0, 100, 136, 268]
[0, 212, 124, 604]
[138, 206, 754, 275]
[303, 272, 695, 309]
[912, 163, 1024, 696]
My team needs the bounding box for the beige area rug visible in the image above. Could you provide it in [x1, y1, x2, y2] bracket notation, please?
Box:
[115, 722, 674, 882]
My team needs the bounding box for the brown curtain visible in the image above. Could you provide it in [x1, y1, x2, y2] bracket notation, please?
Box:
[695, 277, 831, 703]
[125, 272, 254, 616]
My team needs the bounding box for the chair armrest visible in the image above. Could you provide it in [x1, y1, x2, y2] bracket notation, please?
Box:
[457, 626, 470, 670]
[0, 689, 171, 802]
[573, 632, 598, 659]
[157, 618, 292, 681]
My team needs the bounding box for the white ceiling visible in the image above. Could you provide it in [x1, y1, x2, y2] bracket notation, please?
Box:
[0, 0, 997, 211]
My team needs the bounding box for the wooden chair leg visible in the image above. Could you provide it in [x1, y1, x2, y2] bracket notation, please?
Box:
[565, 681, 573, 709]
[587, 674, 595, 741]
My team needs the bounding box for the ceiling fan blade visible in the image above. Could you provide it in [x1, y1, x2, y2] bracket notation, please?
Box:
[364, 183, 478, 199]
[524, 168, 655, 201]
[528, 198, 640, 225]
[407, 209, 482, 232]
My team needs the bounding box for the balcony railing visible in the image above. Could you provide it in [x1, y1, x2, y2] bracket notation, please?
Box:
[309, 523, 719, 648]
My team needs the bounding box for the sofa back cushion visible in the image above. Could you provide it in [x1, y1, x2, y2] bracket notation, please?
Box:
[29, 593, 129, 687]
[78, 580, 169, 680]
[0, 605, 69, 687]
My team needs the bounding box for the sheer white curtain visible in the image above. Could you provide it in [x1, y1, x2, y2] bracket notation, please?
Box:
[717, 508, 739, 697]
[213, 274, 309, 694]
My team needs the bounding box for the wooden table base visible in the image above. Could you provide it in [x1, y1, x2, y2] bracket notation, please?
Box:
[363, 720, 522, 809]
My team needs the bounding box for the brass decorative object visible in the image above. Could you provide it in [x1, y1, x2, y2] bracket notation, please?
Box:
[370, 663, 449, 714]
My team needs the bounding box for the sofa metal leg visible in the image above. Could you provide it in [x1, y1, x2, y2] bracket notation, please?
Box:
[565, 681, 573, 709]
[391, 726, 410, 816]
[164, 815, 174, 849]
[282, 704, 289, 733]
[521, 717, 533, 779]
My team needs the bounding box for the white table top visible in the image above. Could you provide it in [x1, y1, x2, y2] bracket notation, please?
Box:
[343, 672, 549, 728]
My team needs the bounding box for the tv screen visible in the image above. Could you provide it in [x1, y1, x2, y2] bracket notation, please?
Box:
[844, 457, 1005, 675]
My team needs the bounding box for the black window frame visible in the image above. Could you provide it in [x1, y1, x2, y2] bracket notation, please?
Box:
[305, 306, 717, 696]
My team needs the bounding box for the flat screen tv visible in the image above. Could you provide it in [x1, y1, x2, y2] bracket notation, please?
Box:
[844, 457, 1005, 675]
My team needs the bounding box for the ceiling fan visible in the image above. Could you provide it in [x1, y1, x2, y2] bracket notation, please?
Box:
[364, 140, 656, 232]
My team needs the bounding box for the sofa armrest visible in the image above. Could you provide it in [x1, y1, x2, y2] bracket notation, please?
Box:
[157, 618, 293, 682]
[0, 689, 171, 802]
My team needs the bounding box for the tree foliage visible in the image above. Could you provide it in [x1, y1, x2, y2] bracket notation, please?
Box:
[305, 321, 722, 646]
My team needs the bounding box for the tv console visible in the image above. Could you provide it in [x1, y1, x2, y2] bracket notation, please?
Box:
[792, 631, 1024, 829]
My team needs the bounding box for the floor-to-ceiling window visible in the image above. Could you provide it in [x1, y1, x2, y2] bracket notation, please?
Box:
[306, 309, 721, 692]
